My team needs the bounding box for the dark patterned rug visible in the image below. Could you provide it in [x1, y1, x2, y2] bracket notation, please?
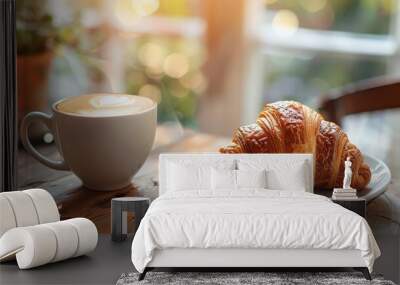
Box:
[116, 271, 396, 285]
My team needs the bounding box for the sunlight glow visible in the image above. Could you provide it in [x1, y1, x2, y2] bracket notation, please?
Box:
[138, 42, 165, 71]
[163, 53, 189, 78]
[272, 9, 299, 36]
[139, 84, 162, 103]
[180, 72, 207, 94]
[264, 0, 278, 5]
[114, 0, 159, 26]
[131, 0, 159, 16]
[300, 0, 327, 13]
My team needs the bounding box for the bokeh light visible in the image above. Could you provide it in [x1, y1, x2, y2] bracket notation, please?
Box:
[139, 84, 162, 103]
[264, 0, 278, 6]
[114, 0, 159, 25]
[138, 42, 166, 71]
[300, 0, 327, 13]
[272, 9, 299, 36]
[163, 53, 189, 78]
[145, 66, 163, 79]
[381, 0, 396, 14]
[131, 0, 159, 16]
[180, 72, 207, 94]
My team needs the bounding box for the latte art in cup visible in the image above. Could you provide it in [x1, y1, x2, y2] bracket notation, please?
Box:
[21, 93, 157, 190]
[56, 94, 155, 117]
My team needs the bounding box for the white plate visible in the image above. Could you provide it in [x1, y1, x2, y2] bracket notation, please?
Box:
[315, 154, 391, 202]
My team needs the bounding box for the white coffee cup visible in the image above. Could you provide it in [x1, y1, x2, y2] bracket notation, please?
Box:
[20, 94, 157, 191]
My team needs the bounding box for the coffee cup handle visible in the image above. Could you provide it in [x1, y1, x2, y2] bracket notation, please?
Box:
[20, 112, 69, 171]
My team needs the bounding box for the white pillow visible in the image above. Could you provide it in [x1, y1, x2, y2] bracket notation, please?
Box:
[166, 159, 236, 192]
[211, 168, 236, 190]
[238, 159, 309, 192]
[266, 162, 307, 191]
[236, 169, 267, 189]
[167, 163, 210, 191]
[211, 169, 267, 190]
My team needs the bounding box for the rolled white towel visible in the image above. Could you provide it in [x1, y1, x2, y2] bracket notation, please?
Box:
[1, 191, 39, 227]
[64, 218, 98, 257]
[42, 221, 79, 262]
[0, 189, 60, 238]
[23, 189, 60, 224]
[0, 218, 98, 269]
[0, 225, 57, 267]
[0, 196, 17, 237]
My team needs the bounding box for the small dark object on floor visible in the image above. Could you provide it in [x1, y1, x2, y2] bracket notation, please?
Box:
[111, 197, 150, 242]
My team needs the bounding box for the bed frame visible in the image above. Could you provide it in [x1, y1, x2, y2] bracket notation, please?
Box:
[139, 248, 371, 280]
[138, 153, 372, 281]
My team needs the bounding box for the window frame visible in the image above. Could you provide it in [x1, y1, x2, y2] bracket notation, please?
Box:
[0, 0, 18, 192]
[242, 1, 400, 124]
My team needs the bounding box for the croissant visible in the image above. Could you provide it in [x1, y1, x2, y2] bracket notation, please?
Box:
[220, 101, 371, 190]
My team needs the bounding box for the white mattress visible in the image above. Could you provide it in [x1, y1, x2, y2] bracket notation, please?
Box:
[131, 190, 380, 273]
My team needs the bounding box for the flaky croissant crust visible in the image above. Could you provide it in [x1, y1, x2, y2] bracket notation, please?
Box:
[220, 101, 371, 190]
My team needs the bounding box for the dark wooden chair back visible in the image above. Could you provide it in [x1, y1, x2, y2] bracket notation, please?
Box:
[319, 77, 400, 125]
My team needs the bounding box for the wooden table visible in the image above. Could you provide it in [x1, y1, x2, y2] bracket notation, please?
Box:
[17, 128, 392, 234]
[18, 129, 229, 233]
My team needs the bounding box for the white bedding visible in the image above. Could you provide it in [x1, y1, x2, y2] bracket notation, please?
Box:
[131, 190, 380, 273]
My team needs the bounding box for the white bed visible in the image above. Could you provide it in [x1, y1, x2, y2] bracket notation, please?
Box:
[131, 153, 380, 280]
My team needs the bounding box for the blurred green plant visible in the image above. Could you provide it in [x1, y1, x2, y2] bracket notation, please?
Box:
[17, 0, 54, 54]
[265, 0, 396, 34]
[263, 53, 386, 107]
[125, 36, 206, 127]
[262, 0, 394, 107]
[16, 0, 80, 55]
